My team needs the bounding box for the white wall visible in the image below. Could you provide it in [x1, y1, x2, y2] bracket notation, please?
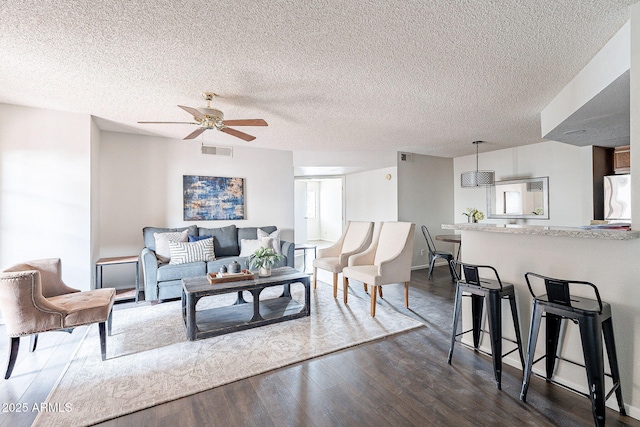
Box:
[0, 103, 93, 289]
[454, 141, 592, 227]
[319, 178, 343, 242]
[293, 180, 308, 244]
[304, 180, 321, 240]
[345, 166, 398, 222]
[90, 117, 101, 283]
[294, 150, 397, 175]
[98, 131, 295, 287]
[398, 153, 454, 268]
[541, 22, 630, 136]
[631, 3, 640, 232]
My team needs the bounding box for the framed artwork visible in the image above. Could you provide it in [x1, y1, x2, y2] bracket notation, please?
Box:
[183, 175, 245, 221]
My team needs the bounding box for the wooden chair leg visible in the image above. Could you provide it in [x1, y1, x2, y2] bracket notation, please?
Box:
[5, 337, 20, 379]
[378, 286, 383, 298]
[363, 283, 368, 293]
[333, 273, 338, 298]
[99, 322, 107, 361]
[404, 282, 409, 308]
[313, 267, 317, 289]
[343, 277, 349, 304]
[29, 334, 38, 352]
[370, 285, 377, 317]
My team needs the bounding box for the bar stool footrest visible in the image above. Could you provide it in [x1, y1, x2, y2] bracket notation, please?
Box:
[530, 354, 617, 381]
[455, 327, 521, 353]
[530, 355, 622, 408]
[457, 339, 521, 360]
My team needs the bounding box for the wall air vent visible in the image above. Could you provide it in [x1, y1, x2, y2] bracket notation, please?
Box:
[399, 152, 413, 162]
[201, 145, 233, 157]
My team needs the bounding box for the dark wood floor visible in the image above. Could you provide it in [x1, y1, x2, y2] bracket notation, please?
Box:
[1, 267, 638, 426]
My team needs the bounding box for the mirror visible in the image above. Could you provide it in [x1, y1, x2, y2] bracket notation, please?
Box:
[487, 177, 549, 219]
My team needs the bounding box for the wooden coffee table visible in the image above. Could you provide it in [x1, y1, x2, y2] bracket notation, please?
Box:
[181, 267, 311, 341]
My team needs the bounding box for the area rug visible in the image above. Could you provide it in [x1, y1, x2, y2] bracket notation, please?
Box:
[33, 281, 423, 426]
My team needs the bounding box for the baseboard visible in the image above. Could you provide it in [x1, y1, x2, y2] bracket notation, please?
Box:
[412, 259, 448, 271]
[627, 404, 640, 421]
[473, 340, 640, 421]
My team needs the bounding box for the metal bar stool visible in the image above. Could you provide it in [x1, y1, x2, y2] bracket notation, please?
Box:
[448, 261, 525, 389]
[520, 272, 626, 427]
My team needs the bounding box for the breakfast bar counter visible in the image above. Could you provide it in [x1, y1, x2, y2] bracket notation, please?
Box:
[442, 222, 640, 240]
[439, 222, 640, 418]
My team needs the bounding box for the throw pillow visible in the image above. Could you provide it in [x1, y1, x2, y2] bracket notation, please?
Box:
[154, 230, 189, 263]
[239, 238, 272, 257]
[169, 238, 215, 265]
[198, 225, 239, 257]
[257, 228, 281, 254]
[188, 235, 211, 242]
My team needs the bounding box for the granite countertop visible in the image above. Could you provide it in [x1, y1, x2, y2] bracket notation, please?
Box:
[441, 223, 640, 240]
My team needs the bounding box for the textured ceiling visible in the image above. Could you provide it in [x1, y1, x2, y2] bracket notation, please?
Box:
[0, 0, 635, 158]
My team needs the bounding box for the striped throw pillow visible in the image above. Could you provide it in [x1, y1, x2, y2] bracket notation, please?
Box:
[168, 237, 215, 265]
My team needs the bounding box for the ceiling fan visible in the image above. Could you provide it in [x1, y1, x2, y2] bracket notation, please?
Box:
[138, 92, 267, 141]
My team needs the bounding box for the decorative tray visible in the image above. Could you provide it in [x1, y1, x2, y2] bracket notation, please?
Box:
[207, 270, 255, 284]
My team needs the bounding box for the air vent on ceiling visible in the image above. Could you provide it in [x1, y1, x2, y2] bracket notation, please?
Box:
[399, 152, 413, 162]
[201, 145, 233, 157]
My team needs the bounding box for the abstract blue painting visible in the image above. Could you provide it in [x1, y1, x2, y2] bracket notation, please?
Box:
[183, 175, 245, 221]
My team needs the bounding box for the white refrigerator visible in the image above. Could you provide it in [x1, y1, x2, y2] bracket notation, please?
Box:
[604, 174, 631, 221]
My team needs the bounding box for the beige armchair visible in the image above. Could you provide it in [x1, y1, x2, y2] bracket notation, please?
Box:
[313, 221, 374, 298]
[0, 258, 115, 379]
[343, 222, 416, 316]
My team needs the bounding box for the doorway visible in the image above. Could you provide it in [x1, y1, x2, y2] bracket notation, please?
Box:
[294, 176, 345, 270]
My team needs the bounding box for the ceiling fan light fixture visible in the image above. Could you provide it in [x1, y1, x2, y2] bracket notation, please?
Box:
[461, 140, 495, 188]
[138, 91, 266, 141]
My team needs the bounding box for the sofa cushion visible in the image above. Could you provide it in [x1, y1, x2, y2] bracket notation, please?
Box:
[239, 238, 272, 257]
[198, 225, 238, 257]
[143, 225, 197, 251]
[48, 288, 115, 328]
[257, 228, 281, 254]
[154, 230, 189, 263]
[237, 226, 277, 243]
[157, 262, 206, 282]
[169, 238, 215, 265]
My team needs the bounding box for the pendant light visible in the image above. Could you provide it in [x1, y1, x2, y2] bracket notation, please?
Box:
[461, 140, 495, 188]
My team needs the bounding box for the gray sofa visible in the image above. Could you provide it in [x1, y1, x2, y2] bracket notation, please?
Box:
[141, 225, 294, 301]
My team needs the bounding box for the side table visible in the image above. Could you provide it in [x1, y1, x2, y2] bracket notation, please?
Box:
[295, 244, 317, 273]
[95, 255, 140, 303]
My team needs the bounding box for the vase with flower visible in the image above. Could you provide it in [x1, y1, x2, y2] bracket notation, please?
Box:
[463, 208, 484, 223]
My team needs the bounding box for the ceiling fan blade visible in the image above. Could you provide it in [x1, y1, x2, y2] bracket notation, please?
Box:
[183, 128, 206, 140]
[222, 119, 268, 127]
[221, 127, 256, 142]
[178, 105, 204, 121]
[138, 121, 199, 124]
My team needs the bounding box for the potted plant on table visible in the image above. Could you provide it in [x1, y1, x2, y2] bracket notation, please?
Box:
[248, 246, 284, 277]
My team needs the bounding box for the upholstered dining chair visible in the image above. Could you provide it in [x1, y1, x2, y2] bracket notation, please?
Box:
[342, 222, 416, 317]
[0, 258, 116, 379]
[313, 221, 374, 298]
[421, 225, 456, 281]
